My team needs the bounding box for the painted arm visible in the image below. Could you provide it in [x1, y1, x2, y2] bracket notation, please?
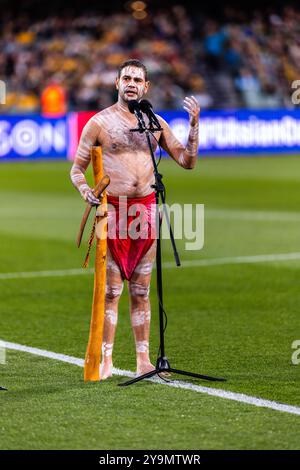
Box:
[158, 96, 200, 169]
[70, 117, 101, 205]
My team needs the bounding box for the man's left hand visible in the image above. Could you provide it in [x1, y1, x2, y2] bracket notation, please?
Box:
[183, 96, 200, 127]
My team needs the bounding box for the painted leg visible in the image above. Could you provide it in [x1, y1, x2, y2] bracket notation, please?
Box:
[128, 242, 157, 376]
[100, 249, 123, 380]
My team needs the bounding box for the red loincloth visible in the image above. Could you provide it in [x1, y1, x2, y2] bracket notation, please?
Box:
[107, 192, 157, 280]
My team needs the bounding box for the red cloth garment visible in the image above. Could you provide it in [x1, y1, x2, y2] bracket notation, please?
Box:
[107, 192, 157, 280]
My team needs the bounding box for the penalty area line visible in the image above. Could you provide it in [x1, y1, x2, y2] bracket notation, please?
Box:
[2, 340, 300, 417]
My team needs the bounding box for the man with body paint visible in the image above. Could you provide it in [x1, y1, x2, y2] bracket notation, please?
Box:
[70, 59, 200, 379]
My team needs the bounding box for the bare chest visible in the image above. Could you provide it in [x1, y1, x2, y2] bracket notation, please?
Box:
[101, 122, 159, 154]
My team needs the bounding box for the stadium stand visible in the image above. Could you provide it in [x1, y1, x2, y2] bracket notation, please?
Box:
[1, 3, 300, 112]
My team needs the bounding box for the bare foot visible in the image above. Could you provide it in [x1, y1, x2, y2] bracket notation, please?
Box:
[136, 361, 156, 376]
[158, 371, 171, 378]
[100, 361, 113, 380]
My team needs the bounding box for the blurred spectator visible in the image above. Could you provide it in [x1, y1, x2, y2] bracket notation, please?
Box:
[203, 20, 228, 71]
[41, 83, 67, 116]
[188, 75, 213, 109]
[235, 67, 262, 108]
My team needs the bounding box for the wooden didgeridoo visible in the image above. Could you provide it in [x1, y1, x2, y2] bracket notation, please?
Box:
[84, 146, 109, 382]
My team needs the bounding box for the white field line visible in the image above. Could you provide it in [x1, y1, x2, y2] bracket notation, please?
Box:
[0, 268, 94, 280]
[1, 207, 300, 222]
[3, 340, 300, 417]
[162, 252, 300, 269]
[1, 252, 300, 280]
[206, 208, 300, 222]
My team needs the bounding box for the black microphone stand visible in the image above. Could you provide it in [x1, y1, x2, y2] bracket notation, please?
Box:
[118, 108, 225, 386]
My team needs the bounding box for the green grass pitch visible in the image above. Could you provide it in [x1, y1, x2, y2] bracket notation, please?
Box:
[0, 155, 300, 449]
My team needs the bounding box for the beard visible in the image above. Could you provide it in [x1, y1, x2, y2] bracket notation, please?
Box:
[120, 87, 144, 102]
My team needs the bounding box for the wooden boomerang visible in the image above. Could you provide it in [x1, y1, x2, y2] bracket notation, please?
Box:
[77, 175, 110, 248]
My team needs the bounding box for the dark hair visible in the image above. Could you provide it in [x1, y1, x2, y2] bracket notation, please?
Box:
[118, 59, 148, 81]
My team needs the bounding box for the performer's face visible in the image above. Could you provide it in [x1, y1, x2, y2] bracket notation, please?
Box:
[116, 66, 149, 104]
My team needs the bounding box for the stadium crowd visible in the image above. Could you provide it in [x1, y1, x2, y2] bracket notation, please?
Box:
[0, 4, 300, 113]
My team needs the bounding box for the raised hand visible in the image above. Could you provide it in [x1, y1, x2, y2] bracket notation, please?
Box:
[183, 95, 200, 127]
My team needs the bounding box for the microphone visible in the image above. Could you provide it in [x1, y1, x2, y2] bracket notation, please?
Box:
[139, 99, 162, 130]
[128, 99, 146, 133]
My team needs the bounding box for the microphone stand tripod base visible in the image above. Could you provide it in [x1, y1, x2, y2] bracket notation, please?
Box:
[118, 356, 226, 386]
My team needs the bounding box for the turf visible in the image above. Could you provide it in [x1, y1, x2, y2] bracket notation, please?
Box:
[0, 155, 300, 449]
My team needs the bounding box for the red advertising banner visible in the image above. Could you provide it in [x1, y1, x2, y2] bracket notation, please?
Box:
[68, 111, 96, 160]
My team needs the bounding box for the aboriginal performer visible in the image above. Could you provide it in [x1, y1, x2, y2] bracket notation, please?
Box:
[70, 59, 200, 379]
